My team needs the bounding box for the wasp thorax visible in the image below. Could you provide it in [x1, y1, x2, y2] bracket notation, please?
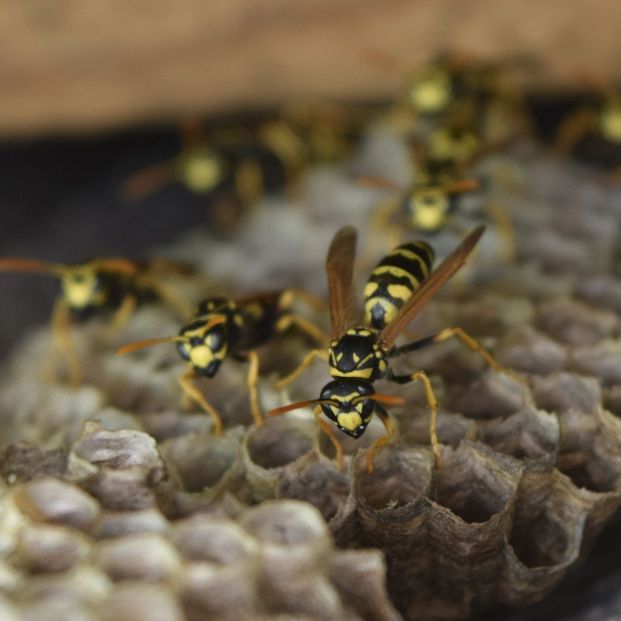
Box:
[61, 267, 107, 310]
[429, 126, 479, 163]
[329, 328, 387, 381]
[177, 318, 229, 377]
[319, 379, 375, 438]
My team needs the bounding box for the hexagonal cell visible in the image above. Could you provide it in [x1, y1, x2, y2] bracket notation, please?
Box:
[160, 429, 241, 492]
[245, 417, 315, 471]
[495, 325, 567, 375]
[534, 298, 619, 347]
[478, 407, 559, 461]
[354, 448, 433, 511]
[430, 442, 521, 524]
[277, 455, 349, 522]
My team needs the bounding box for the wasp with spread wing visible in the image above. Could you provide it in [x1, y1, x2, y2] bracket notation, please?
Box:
[267, 225, 524, 472]
[0, 257, 194, 385]
[116, 290, 326, 435]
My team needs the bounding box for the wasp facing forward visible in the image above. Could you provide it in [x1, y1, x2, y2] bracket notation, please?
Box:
[0, 256, 192, 385]
[268, 225, 525, 472]
[117, 290, 326, 435]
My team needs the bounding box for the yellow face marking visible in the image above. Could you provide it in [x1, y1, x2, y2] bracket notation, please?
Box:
[189, 346, 215, 368]
[411, 191, 450, 231]
[352, 352, 360, 364]
[408, 69, 452, 114]
[180, 151, 224, 193]
[337, 412, 364, 431]
[331, 392, 363, 402]
[62, 269, 106, 309]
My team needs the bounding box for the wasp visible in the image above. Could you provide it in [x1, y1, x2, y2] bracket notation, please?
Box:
[121, 120, 286, 225]
[358, 139, 517, 263]
[0, 257, 193, 385]
[267, 225, 524, 472]
[116, 290, 326, 435]
[554, 74, 621, 167]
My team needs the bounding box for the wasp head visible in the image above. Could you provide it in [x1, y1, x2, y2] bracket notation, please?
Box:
[319, 379, 376, 438]
[405, 185, 453, 233]
[61, 265, 108, 311]
[177, 316, 229, 377]
[406, 65, 454, 117]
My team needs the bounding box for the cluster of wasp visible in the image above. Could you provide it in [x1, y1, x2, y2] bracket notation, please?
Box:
[2, 52, 615, 473]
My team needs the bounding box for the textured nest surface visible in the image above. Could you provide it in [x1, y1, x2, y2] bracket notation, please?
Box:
[1, 132, 621, 620]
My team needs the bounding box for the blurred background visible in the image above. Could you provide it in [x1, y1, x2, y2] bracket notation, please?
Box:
[2, 4, 621, 618]
[2, 0, 621, 358]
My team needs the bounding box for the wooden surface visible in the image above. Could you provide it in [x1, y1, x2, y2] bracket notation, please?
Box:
[1, 0, 621, 137]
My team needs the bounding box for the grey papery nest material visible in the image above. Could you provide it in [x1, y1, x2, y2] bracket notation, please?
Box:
[0, 136, 621, 620]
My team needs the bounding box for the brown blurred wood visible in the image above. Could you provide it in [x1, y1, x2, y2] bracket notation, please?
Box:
[1, 0, 620, 137]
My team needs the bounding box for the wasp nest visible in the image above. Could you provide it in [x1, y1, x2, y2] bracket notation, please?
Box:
[0, 136, 621, 621]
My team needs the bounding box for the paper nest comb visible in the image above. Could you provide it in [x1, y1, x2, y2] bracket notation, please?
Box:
[0, 135, 621, 621]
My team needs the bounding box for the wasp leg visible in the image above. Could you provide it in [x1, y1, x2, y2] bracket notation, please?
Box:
[389, 370, 440, 465]
[365, 405, 395, 474]
[553, 108, 596, 155]
[120, 162, 176, 202]
[274, 348, 329, 390]
[235, 158, 264, 207]
[364, 197, 402, 267]
[390, 327, 527, 385]
[106, 294, 137, 338]
[279, 287, 327, 313]
[48, 298, 81, 387]
[484, 199, 516, 263]
[178, 369, 224, 435]
[244, 350, 263, 427]
[275, 314, 328, 346]
[315, 408, 345, 472]
[143, 279, 194, 322]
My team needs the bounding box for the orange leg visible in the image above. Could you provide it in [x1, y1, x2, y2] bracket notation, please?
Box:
[178, 369, 224, 435]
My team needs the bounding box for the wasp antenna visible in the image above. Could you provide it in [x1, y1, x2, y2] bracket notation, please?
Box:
[356, 175, 401, 191]
[90, 258, 139, 274]
[444, 178, 480, 194]
[115, 336, 187, 356]
[356, 393, 406, 406]
[0, 257, 67, 277]
[267, 399, 334, 417]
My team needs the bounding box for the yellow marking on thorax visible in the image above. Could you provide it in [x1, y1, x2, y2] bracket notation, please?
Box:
[331, 367, 374, 380]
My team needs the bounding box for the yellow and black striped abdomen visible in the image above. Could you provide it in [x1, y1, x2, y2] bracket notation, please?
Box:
[363, 241, 434, 330]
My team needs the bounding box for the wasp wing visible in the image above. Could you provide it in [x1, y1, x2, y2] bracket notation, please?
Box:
[326, 225, 358, 338]
[378, 225, 485, 348]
